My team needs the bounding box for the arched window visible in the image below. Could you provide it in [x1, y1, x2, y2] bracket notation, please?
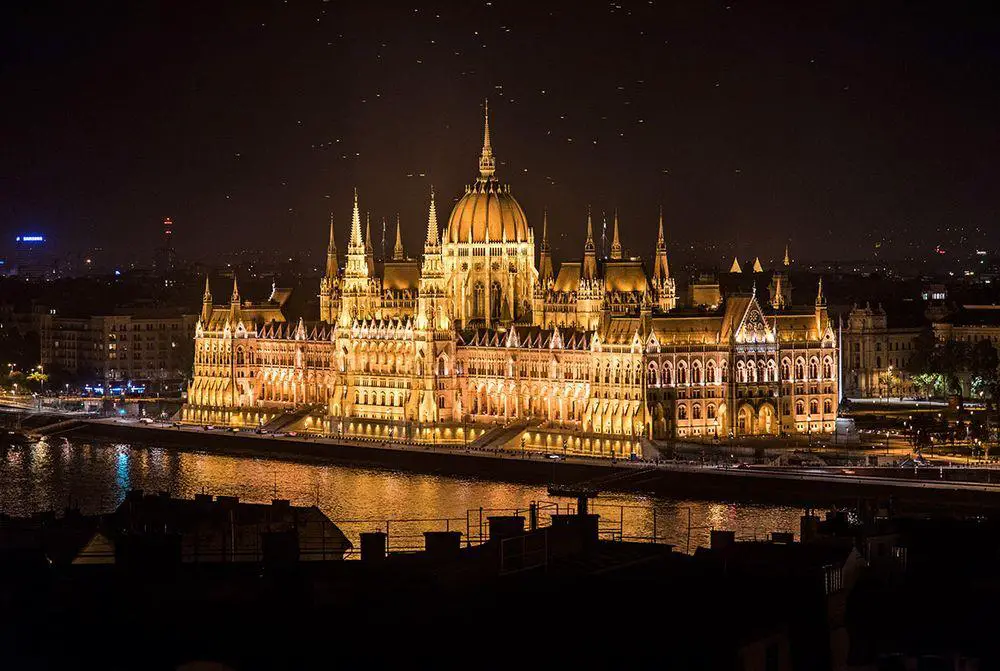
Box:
[663, 363, 673, 385]
[354, 391, 360, 404]
[706, 360, 717, 384]
[823, 399, 833, 414]
[747, 360, 757, 383]
[781, 358, 791, 381]
[438, 357, 447, 376]
[473, 282, 486, 318]
[809, 399, 819, 415]
[795, 400, 804, 415]
[648, 362, 660, 387]
[720, 361, 728, 383]
[490, 281, 503, 321]
[678, 404, 688, 420]
[692, 361, 703, 384]
[736, 361, 746, 383]
[693, 404, 702, 420]
[795, 358, 805, 380]
[677, 362, 688, 385]
[766, 360, 777, 383]
[809, 357, 819, 380]
[707, 404, 716, 419]
[822, 357, 834, 379]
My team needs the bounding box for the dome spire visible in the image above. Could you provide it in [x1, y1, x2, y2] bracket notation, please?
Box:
[610, 209, 622, 260]
[478, 99, 496, 179]
[393, 214, 405, 260]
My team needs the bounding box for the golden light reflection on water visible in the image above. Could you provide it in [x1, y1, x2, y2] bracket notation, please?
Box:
[0, 438, 807, 553]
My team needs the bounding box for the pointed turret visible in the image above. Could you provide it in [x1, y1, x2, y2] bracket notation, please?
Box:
[230, 275, 240, 305]
[610, 209, 623, 260]
[478, 99, 496, 179]
[392, 215, 405, 260]
[538, 208, 554, 282]
[325, 213, 338, 278]
[345, 189, 369, 279]
[201, 275, 213, 323]
[425, 186, 440, 250]
[771, 273, 785, 310]
[364, 213, 375, 276]
[583, 207, 598, 280]
[348, 188, 364, 254]
[730, 256, 743, 274]
[653, 206, 670, 281]
[783, 243, 791, 267]
[816, 277, 826, 306]
[752, 256, 764, 273]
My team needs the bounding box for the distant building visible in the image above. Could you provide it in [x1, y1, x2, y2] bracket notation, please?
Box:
[11, 234, 54, 279]
[841, 304, 924, 399]
[39, 308, 198, 394]
[154, 217, 178, 277]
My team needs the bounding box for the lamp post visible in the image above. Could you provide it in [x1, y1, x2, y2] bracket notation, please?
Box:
[806, 413, 812, 447]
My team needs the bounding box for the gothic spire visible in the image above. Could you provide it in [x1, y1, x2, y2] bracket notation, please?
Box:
[783, 243, 790, 267]
[364, 214, 373, 254]
[584, 206, 595, 252]
[653, 207, 670, 281]
[816, 276, 826, 306]
[349, 188, 363, 252]
[583, 206, 598, 280]
[539, 208, 554, 282]
[752, 256, 764, 273]
[230, 275, 240, 304]
[203, 274, 212, 302]
[610, 209, 622, 260]
[730, 256, 743, 273]
[325, 213, 338, 277]
[420, 186, 436, 247]
[478, 99, 496, 179]
[540, 209, 550, 251]
[657, 206, 666, 249]
[393, 214, 405, 260]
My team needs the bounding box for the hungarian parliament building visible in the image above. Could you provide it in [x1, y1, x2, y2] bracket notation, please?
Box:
[183, 107, 839, 452]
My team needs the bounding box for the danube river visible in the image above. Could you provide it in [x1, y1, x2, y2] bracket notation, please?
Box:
[0, 436, 807, 553]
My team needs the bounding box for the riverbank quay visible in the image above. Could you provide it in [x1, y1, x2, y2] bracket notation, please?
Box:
[56, 419, 1000, 513]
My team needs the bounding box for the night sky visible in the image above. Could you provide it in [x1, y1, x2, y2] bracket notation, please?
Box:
[2, 1, 998, 268]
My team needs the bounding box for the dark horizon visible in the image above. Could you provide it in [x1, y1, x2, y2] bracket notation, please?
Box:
[2, 1, 998, 268]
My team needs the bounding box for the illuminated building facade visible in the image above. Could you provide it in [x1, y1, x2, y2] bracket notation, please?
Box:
[184, 108, 839, 447]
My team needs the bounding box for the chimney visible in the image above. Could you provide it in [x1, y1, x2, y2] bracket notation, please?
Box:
[710, 530, 736, 551]
[423, 531, 462, 560]
[487, 516, 525, 542]
[800, 513, 820, 543]
[360, 532, 387, 562]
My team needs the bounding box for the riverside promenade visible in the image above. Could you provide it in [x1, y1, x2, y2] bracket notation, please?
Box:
[44, 417, 1000, 514]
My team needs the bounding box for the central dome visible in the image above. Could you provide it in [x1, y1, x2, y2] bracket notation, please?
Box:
[444, 102, 531, 245]
[446, 179, 530, 244]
